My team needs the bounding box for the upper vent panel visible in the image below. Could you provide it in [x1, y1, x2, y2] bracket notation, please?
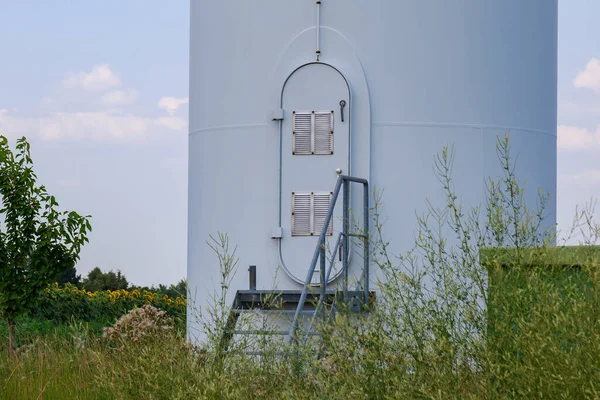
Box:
[292, 111, 334, 155]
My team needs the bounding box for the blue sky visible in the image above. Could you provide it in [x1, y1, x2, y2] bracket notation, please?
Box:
[0, 1, 599, 287]
[557, 0, 600, 242]
[0, 1, 189, 286]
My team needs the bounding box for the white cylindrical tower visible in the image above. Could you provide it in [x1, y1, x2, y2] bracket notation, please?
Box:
[188, 0, 557, 342]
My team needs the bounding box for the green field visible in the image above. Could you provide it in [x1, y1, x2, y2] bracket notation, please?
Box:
[2, 252, 600, 400]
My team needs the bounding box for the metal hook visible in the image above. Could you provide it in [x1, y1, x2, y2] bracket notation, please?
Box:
[339, 100, 347, 122]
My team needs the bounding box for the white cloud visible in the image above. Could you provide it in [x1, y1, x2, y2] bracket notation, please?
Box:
[155, 116, 186, 131]
[63, 64, 121, 91]
[40, 112, 147, 141]
[0, 109, 39, 139]
[101, 89, 138, 106]
[37, 111, 185, 142]
[574, 58, 600, 91]
[557, 124, 600, 151]
[158, 97, 188, 115]
[2, 66, 187, 143]
[2, 111, 187, 145]
[41, 97, 54, 106]
[1, 109, 186, 142]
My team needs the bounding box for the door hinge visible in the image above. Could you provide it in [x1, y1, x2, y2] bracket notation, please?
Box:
[271, 109, 285, 121]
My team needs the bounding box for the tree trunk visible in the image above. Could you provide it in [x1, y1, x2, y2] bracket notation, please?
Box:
[8, 318, 15, 357]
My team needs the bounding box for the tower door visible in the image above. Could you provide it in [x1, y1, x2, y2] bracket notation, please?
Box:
[280, 63, 350, 285]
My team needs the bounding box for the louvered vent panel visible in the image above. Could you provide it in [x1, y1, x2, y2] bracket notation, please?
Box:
[314, 111, 334, 155]
[313, 193, 333, 236]
[292, 112, 312, 155]
[292, 193, 312, 236]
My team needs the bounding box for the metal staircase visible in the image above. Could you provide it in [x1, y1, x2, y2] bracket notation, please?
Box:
[221, 175, 372, 356]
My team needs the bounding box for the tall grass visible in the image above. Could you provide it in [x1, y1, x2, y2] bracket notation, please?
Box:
[0, 324, 108, 399]
[2, 135, 599, 399]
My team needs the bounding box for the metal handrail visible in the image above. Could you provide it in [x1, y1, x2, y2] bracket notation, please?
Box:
[287, 175, 369, 344]
[304, 231, 343, 339]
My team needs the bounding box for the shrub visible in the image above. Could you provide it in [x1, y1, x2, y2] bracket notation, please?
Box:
[102, 304, 173, 343]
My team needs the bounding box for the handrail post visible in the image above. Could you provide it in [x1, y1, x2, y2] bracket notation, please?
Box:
[363, 181, 369, 305]
[248, 265, 256, 291]
[306, 232, 344, 340]
[319, 241, 326, 300]
[342, 178, 350, 300]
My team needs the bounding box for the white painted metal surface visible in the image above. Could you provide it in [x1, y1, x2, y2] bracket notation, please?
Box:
[187, 0, 558, 343]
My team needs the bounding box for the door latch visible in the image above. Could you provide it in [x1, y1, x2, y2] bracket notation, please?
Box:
[339, 100, 347, 122]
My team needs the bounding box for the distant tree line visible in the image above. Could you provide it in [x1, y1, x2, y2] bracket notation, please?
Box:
[55, 267, 187, 298]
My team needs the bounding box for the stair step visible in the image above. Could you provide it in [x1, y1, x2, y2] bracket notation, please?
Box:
[235, 309, 314, 315]
[232, 330, 320, 336]
[222, 350, 286, 356]
[233, 330, 289, 335]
